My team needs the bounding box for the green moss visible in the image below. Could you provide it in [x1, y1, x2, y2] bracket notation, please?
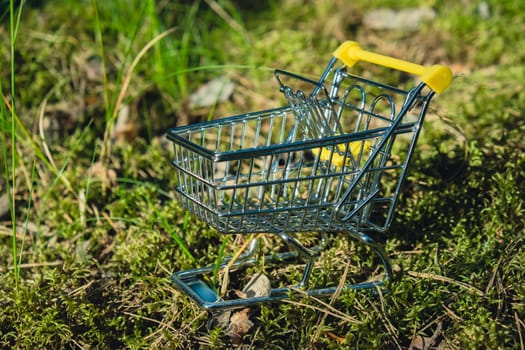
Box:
[1, 0, 524, 348]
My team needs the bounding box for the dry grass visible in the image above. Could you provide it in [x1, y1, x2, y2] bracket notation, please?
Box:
[1, 0, 524, 348]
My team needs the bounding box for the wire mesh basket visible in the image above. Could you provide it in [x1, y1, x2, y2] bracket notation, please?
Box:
[167, 41, 452, 311]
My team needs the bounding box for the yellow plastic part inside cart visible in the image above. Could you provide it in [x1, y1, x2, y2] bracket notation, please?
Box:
[314, 140, 372, 168]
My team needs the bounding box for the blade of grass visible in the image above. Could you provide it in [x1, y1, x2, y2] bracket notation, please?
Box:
[91, 0, 150, 147]
[162, 64, 275, 81]
[0, 72, 16, 280]
[407, 270, 485, 297]
[219, 233, 261, 297]
[110, 27, 177, 124]
[203, 0, 249, 43]
[38, 93, 73, 190]
[41, 119, 94, 200]
[516, 312, 525, 350]
[174, 1, 199, 99]
[98, 26, 177, 163]
[157, 211, 196, 266]
[311, 260, 351, 343]
[82, 136, 101, 226]
[91, 0, 110, 118]
[146, 0, 174, 97]
[212, 239, 228, 289]
[4, 0, 26, 291]
[92, 0, 178, 164]
[9, 0, 18, 291]
[137, 183, 195, 264]
[2, 94, 75, 193]
[17, 159, 37, 281]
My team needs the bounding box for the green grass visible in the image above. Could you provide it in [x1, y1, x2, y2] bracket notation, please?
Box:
[2, 0, 24, 293]
[1, 0, 525, 348]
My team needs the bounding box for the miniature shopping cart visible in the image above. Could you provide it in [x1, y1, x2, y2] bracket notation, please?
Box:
[167, 41, 452, 311]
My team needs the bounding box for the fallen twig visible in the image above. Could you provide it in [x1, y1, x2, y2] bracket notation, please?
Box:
[407, 270, 485, 297]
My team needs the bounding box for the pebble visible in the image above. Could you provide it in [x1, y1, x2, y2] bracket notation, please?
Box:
[363, 7, 437, 31]
[477, 2, 490, 19]
[189, 75, 235, 109]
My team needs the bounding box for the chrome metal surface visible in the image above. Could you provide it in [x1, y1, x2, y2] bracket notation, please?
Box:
[167, 56, 436, 310]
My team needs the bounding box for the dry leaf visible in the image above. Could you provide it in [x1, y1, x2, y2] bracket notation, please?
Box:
[234, 290, 249, 299]
[213, 272, 271, 345]
[409, 335, 434, 350]
[226, 308, 253, 346]
[409, 322, 442, 350]
[242, 272, 271, 298]
[208, 310, 231, 331]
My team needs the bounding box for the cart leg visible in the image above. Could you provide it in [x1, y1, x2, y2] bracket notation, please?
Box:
[277, 232, 316, 288]
[231, 235, 258, 263]
[349, 230, 393, 287]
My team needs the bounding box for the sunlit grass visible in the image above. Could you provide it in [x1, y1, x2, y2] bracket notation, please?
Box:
[0, 0, 524, 348]
[2, 0, 25, 292]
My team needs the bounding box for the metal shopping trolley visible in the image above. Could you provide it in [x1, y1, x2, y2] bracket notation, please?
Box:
[167, 41, 452, 311]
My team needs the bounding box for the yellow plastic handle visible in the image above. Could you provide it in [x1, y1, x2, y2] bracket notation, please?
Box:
[333, 41, 452, 93]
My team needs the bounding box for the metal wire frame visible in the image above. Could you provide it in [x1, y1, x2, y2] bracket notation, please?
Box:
[167, 59, 436, 311]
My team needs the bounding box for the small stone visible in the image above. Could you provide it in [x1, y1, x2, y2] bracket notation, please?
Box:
[478, 2, 490, 19]
[363, 7, 437, 31]
[189, 76, 235, 109]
